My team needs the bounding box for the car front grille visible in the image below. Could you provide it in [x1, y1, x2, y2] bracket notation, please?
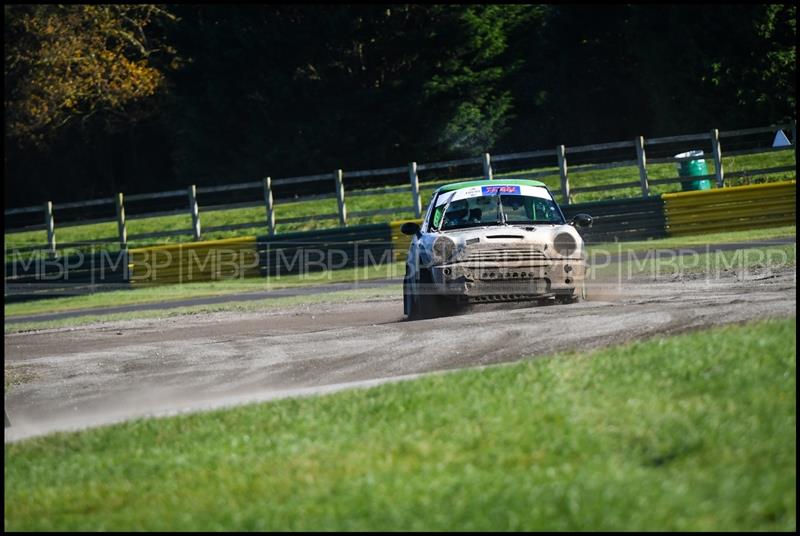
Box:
[460, 247, 548, 264]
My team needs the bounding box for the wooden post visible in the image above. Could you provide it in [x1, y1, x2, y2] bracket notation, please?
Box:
[44, 201, 56, 256]
[482, 152, 493, 180]
[635, 136, 650, 197]
[334, 169, 347, 227]
[409, 162, 422, 218]
[710, 129, 724, 188]
[262, 176, 275, 236]
[188, 184, 201, 240]
[557, 145, 570, 205]
[115, 192, 128, 250]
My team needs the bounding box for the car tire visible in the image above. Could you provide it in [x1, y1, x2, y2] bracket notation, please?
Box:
[407, 269, 448, 320]
[404, 267, 426, 320]
[555, 282, 585, 305]
[403, 273, 415, 319]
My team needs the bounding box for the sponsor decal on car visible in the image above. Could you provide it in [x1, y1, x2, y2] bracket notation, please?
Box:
[481, 185, 521, 195]
[435, 184, 554, 207]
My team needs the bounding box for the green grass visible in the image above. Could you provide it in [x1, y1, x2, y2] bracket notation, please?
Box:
[4, 285, 402, 333]
[592, 224, 795, 252]
[500, 148, 796, 204]
[4, 260, 406, 319]
[4, 366, 35, 394]
[4, 318, 796, 531]
[5, 148, 794, 257]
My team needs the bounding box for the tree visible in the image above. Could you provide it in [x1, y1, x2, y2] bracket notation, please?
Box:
[419, 5, 532, 156]
[4, 4, 176, 146]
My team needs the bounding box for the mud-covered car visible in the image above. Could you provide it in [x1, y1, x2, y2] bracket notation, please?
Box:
[401, 179, 592, 319]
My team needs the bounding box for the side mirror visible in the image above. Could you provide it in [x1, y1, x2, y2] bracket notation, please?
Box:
[569, 213, 593, 228]
[400, 222, 421, 236]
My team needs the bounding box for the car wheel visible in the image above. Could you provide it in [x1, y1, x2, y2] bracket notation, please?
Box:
[411, 269, 447, 319]
[404, 267, 428, 321]
[404, 265, 420, 320]
[555, 284, 584, 305]
[579, 279, 587, 301]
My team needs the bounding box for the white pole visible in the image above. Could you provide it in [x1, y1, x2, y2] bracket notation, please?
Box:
[334, 170, 347, 227]
[188, 184, 201, 240]
[636, 136, 650, 197]
[557, 145, 569, 205]
[483, 152, 493, 180]
[263, 176, 275, 236]
[409, 162, 421, 218]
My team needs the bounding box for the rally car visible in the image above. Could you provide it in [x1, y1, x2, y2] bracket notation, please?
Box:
[401, 179, 592, 319]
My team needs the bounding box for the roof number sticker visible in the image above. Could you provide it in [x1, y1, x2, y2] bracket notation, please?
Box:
[481, 185, 521, 195]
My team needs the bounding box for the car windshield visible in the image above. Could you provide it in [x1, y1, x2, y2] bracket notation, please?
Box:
[431, 185, 564, 230]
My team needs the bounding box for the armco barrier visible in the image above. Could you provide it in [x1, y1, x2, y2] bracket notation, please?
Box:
[128, 236, 260, 285]
[390, 219, 422, 263]
[4, 249, 129, 300]
[561, 196, 667, 243]
[663, 180, 796, 236]
[257, 223, 395, 276]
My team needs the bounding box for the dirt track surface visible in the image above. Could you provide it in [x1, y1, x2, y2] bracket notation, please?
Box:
[5, 264, 797, 443]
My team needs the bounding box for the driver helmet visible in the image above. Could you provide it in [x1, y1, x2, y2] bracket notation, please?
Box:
[504, 195, 524, 209]
[448, 199, 469, 219]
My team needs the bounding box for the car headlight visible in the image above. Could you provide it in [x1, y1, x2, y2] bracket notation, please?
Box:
[432, 236, 456, 264]
[553, 232, 577, 257]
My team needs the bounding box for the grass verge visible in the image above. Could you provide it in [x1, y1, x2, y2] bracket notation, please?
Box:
[4, 261, 406, 319]
[4, 286, 401, 333]
[590, 225, 795, 252]
[4, 366, 36, 394]
[4, 318, 796, 531]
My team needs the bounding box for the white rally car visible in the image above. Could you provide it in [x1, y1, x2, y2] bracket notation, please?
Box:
[401, 179, 592, 319]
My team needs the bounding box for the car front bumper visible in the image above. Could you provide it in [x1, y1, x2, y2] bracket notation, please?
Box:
[430, 258, 585, 302]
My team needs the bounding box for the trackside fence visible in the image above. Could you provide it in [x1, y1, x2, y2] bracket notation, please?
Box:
[5, 121, 795, 255]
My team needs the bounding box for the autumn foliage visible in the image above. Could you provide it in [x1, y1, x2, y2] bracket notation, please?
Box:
[4, 4, 173, 145]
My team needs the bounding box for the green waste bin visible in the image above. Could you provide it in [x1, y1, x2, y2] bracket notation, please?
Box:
[675, 150, 712, 191]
